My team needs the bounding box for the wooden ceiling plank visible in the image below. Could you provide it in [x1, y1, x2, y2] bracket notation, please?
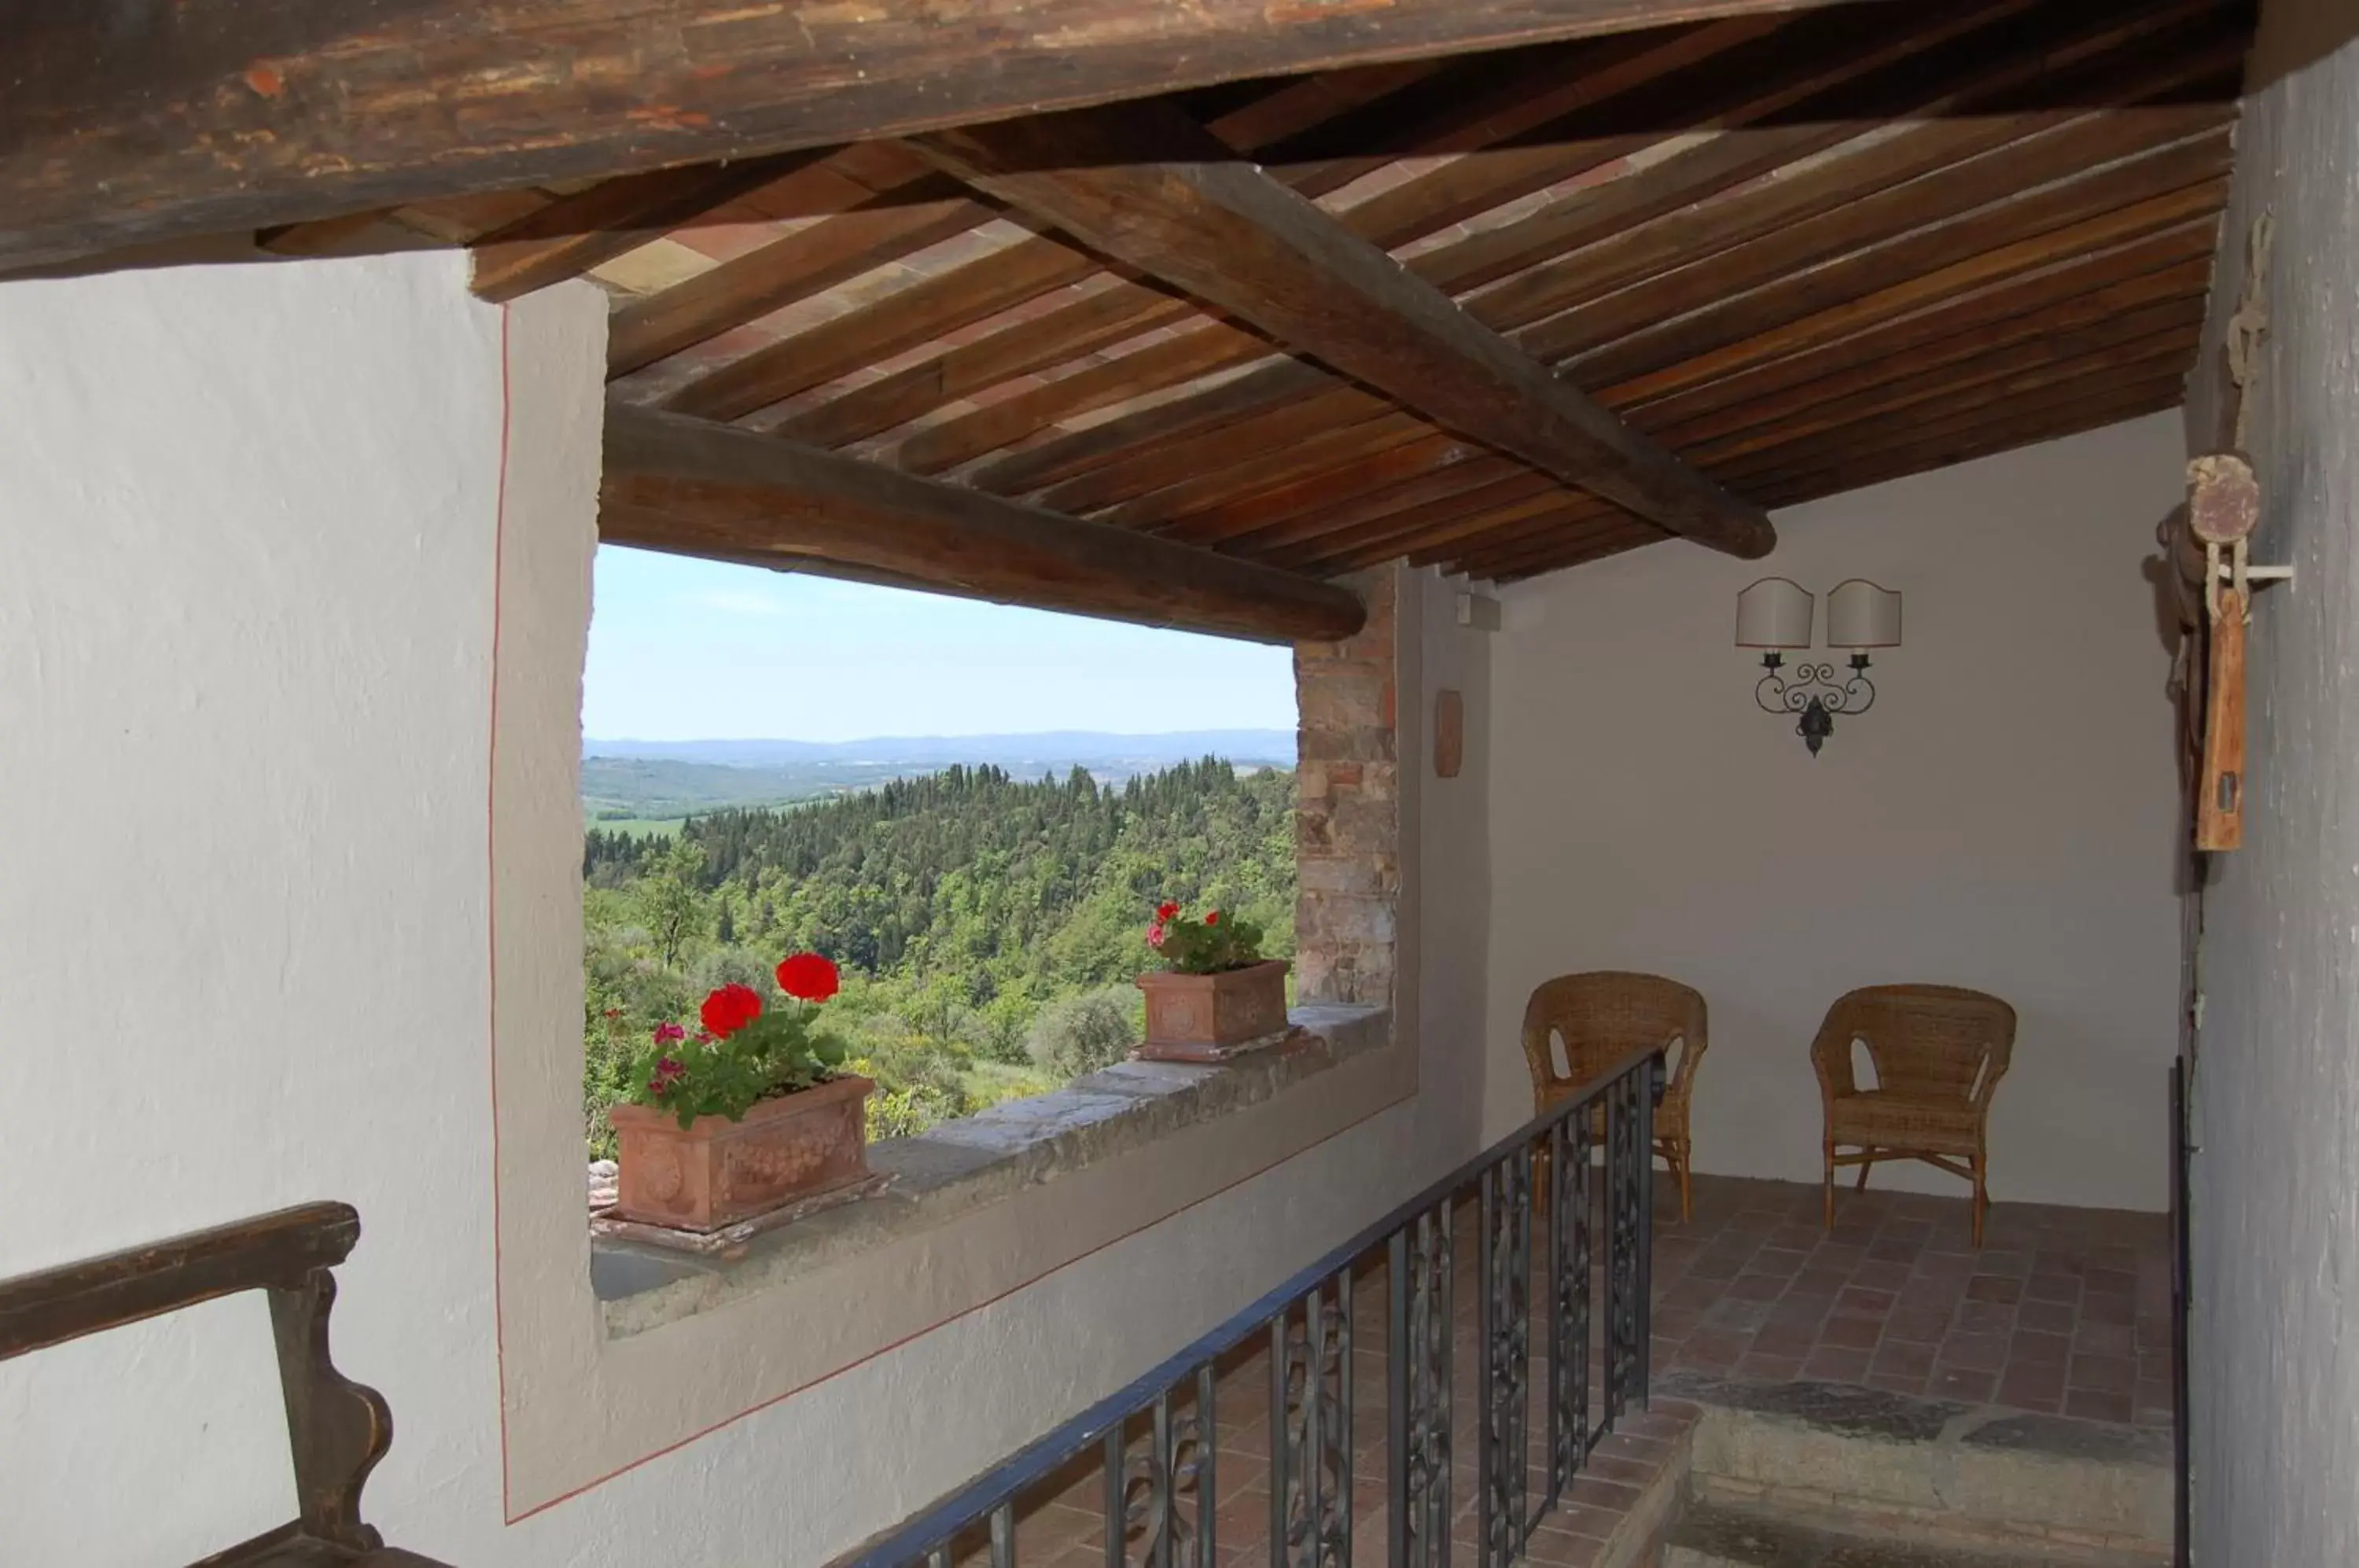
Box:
[602, 404, 1363, 644]
[1036, 385, 1397, 517]
[607, 186, 992, 377]
[1144, 239, 2208, 573]
[1485, 521, 1696, 581]
[469, 150, 831, 303]
[911, 2, 2241, 548]
[1155, 434, 1492, 547]
[914, 101, 1772, 556]
[1438, 510, 1659, 579]
[1746, 380, 2188, 513]
[1256, 20, 1754, 170]
[1447, 351, 2194, 579]
[1221, 458, 1542, 555]
[814, 0, 2068, 491]
[1536, 122, 2234, 380]
[1102, 414, 1437, 532]
[1653, 296, 2207, 460]
[974, 360, 1330, 498]
[775, 286, 1198, 451]
[1246, 464, 1557, 563]
[659, 234, 1103, 421]
[1262, 473, 1570, 569]
[1408, 491, 1627, 572]
[1585, 175, 2231, 412]
[896, 322, 1275, 475]
[1342, 0, 2015, 252]
[1721, 358, 2195, 493]
[2, 0, 1912, 271]
[1441, 0, 2241, 309]
[1332, 489, 1614, 572]
[1616, 225, 2219, 430]
[796, 24, 1795, 473]
[1637, 269, 2211, 448]
[1034, 0, 2241, 532]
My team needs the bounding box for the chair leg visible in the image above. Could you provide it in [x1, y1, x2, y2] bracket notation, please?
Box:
[1855, 1149, 1876, 1192]
[1971, 1155, 1988, 1248]
[1676, 1140, 1693, 1223]
[1822, 1139, 1836, 1230]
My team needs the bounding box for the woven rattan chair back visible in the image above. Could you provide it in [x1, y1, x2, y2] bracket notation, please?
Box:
[1521, 971, 1708, 1218]
[1809, 983, 2015, 1243]
[1812, 984, 2015, 1102]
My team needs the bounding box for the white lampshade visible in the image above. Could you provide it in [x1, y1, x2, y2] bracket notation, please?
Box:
[1827, 579, 1902, 648]
[1735, 577, 1814, 649]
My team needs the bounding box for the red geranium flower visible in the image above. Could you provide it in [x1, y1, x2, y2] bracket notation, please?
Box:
[775, 952, 841, 1003]
[1204, 910, 1220, 926]
[700, 982, 763, 1037]
[1156, 900, 1180, 921]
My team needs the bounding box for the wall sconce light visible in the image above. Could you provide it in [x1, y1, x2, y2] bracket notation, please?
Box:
[1735, 577, 1901, 756]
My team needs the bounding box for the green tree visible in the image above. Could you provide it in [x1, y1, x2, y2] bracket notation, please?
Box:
[631, 837, 709, 967]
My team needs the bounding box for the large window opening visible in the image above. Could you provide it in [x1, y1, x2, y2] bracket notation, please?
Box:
[578, 546, 1301, 1161]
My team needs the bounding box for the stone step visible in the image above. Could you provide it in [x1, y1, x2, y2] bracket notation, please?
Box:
[1664, 1500, 2156, 1568]
[1655, 1372, 2173, 1562]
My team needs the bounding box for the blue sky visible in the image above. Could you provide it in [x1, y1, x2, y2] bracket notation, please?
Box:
[583, 547, 1299, 742]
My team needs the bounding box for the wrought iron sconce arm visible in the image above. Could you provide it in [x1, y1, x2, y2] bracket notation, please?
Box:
[1754, 652, 1877, 756]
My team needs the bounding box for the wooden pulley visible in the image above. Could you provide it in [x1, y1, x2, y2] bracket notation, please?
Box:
[2186, 452, 2259, 852]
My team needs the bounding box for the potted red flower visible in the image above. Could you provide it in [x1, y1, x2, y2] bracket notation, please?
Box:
[1135, 902, 1290, 1061]
[606, 952, 875, 1231]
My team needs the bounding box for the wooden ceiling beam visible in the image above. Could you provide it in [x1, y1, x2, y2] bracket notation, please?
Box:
[601, 406, 1364, 645]
[806, 21, 1791, 473]
[912, 102, 1773, 557]
[880, 0, 2237, 543]
[0, 0, 1907, 270]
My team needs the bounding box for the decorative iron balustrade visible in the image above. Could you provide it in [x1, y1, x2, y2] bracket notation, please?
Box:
[836, 1046, 1665, 1568]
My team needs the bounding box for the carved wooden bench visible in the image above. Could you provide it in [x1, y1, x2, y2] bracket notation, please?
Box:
[0, 1202, 454, 1566]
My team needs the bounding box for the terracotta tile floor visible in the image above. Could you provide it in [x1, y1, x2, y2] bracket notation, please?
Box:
[1654, 1175, 2175, 1428]
[937, 1174, 2172, 1565]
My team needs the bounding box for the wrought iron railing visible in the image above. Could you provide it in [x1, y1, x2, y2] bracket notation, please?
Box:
[837, 1045, 1665, 1568]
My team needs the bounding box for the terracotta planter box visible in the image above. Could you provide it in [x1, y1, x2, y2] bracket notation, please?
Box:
[607, 1075, 874, 1232]
[1136, 960, 1291, 1061]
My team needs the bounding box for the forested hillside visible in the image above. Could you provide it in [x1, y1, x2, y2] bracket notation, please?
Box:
[582, 759, 1295, 1151]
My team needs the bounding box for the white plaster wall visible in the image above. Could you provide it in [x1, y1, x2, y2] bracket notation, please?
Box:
[1409, 569, 1496, 1154]
[0, 253, 1491, 1566]
[2181, 3, 2359, 1559]
[1482, 415, 2187, 1210]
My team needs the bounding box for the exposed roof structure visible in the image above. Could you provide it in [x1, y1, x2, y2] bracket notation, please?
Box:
[21, 0, 2254, 608]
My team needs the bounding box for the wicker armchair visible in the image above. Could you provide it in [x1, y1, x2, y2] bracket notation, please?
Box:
[1522, 972, 1709, 1220]
[1811, 984, 2015, 1246]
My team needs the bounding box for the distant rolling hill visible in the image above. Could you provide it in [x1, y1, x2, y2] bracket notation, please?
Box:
[583, 730, 1295, 824]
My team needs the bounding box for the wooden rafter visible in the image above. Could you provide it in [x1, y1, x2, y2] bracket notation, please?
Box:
[601, 407, 1365, 645]
[911, 101, 1775, 557]
[0, 0, 1906, 270]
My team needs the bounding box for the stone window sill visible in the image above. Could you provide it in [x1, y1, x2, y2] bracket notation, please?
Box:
[591, 1003, 1393, 1337]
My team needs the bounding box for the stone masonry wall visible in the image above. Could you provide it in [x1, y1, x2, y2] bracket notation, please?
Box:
[1294, 569, 1398, 1007]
